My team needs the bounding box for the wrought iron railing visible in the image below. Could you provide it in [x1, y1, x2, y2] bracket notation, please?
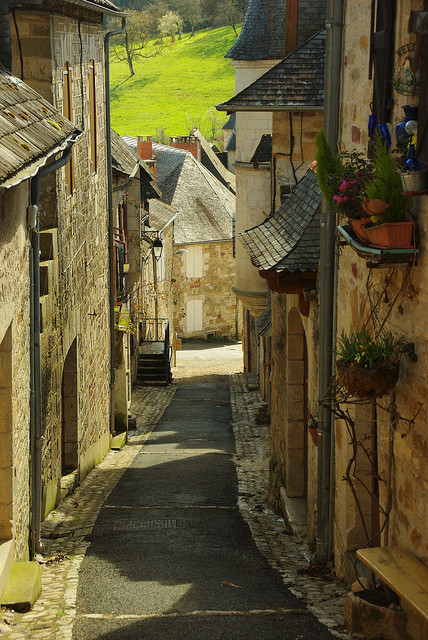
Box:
[139, 317, 168, 342]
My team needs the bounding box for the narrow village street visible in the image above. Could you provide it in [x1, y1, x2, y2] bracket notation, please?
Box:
[1, 343, 351, 640]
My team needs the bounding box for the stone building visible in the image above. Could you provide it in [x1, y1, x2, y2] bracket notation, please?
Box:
[333, 0, 428, 590]
[128, 135, 238, 340]
[220, 0, 428, 634]
[9, 0, 125, 521]
[111, 128, 162, 431]
[0, 61, 79, 602]
[217, 1, 326, 537]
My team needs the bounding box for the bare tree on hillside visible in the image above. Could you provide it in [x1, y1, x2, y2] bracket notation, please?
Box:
[215, 0, 244, 36]
[170, 0, 203, 37]
[158, 11, 184, 42]
[107, 9, 164, 77]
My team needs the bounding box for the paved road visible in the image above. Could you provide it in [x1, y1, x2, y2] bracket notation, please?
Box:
[73, 379, 337, 639]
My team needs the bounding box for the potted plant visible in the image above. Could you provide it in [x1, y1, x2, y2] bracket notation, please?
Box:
[363, 135, 415, 249]
[335, 329, 405, 399]
[314, 130, 374, 240]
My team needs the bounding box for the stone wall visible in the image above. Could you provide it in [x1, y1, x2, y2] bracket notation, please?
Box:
[268, 292, 319, 541]
[0, 183, 31, 561]
[12, 7, 111, 514]
[333, 0, 428, 574]
[273, 111, 324, 197]
[173, 240, 237, 340]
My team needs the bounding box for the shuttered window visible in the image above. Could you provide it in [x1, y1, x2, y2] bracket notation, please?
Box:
[88, 60, 97, 173]
[370, 0, 396, 125]
[63, 62, 75, 195]
[186, 300, 203, 333]
[186, 245, 203, 278]
[416, 1, 428, 167]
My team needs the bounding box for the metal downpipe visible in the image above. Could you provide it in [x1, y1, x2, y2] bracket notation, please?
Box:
[316, 0, 344, 563]
[30, 145, 73, 556]
[104, 16, 127, 436]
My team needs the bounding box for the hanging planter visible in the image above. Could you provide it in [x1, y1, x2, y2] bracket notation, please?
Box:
[364, 221, 415, 249]
[336, 359, 400, 399]
[349, 217, 370, 242]
[401, 170, 427, 194]
[334, 330, 404, 399]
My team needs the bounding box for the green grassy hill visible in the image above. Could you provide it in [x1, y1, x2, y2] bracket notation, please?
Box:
[109, 26, 240, 142]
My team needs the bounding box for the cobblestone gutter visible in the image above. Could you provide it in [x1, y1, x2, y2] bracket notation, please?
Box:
[1, 378, 352, 639]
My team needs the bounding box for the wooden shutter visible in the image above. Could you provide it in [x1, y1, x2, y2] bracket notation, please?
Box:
[370, 0, 396, 124]
[416, 2, 428, 167]
[88, 60, 97, 173]
[63, 63, 75, 195]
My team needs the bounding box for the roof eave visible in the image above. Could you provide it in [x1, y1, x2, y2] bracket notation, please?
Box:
[0, 130, 82, 189]
[216, 103, 324, 112]
[64, 0, 127, 16]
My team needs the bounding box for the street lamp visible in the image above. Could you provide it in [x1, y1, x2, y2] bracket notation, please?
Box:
[152, 237, 163, 261]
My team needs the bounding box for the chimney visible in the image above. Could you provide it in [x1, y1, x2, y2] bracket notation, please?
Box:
[169, 136, 201, 161]
[137, 135, 153, 160]
[284, 0, 298, 56]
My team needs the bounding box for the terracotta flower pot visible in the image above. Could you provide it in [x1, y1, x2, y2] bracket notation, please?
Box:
[364, 221, 415, 249]
[308, 426, 318, 446]
[336, 360, 400, 399]
[349, 218, 370, 242]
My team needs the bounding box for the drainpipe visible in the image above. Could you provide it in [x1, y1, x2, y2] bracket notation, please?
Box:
[316, 0, 344, 563]
[30, 144, 74, 557]
[104, 16, 127, 435]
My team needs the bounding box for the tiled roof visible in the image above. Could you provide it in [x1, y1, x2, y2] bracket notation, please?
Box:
[218, 29, 325, 112]
[251, 134, 272, 163]
[239, 169, 321, 273]
[257, 304, 271, 336]
[0, 64, 80, 188]
[226, 0, 286, 60]
[111, 128, 161, 197]
[147, 199, 178, 232]
[123, 137, 235, 245]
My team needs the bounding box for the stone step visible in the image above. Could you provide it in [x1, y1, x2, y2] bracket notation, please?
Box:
[0, 561, 42, 612]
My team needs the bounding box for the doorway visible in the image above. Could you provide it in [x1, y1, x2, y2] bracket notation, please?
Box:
[62, 338, 78, 475]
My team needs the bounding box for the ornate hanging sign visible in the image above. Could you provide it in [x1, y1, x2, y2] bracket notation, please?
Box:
[393, 43, 420, 95]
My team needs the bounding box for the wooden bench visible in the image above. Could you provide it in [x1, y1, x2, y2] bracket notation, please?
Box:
[356, 546, 428, 623]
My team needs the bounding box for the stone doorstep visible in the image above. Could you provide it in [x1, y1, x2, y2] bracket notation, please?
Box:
[279, 486, 307, 541]
[60, 468, 79, 502]
[0, 539, 14, 599]
[111, 430, 127, 450]
[246, 372, 259, 391]
[0, 561, 42, 613]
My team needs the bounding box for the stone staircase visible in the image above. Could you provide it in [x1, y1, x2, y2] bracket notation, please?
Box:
[137, 348, 170, 386]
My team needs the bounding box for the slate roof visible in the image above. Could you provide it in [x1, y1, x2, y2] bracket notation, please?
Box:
[191, 128, 236, 193]
[147, 199, 178, 232]
[122, 137, 235, 245]
[226, 0, 286, 61]
[0, 64, 80, 189]
[111, 128, 161, 198]
[218, 29, 325, 112]
[225, 131, 236, 152]
[251, 134, 272, 163]
[222, 112, 236, 131]
[62, 0, 125, 15]
[239, 169, 321, 273]
[257, 304, 271, 336]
